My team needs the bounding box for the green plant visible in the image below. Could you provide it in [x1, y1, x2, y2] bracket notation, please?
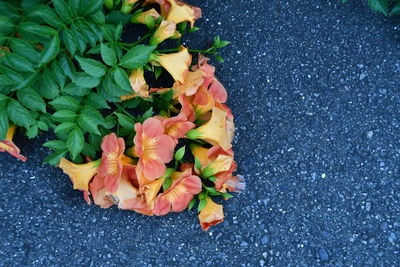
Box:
[342, 0, 400, 16]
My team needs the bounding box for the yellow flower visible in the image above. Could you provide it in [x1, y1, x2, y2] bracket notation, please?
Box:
[198, 197, 224, 231]
[186, 107, 232, 151]
[155, 46, 191, 83]
[150, 20, 177, 45]
[172, 69, 204, 98]
[131, 8, 160, 24]
[120, 68, 149, 100]
[165, 0, 196, 27]
[201, 154, 233, 178]
[59, 158, 101, 191]
[141, 177, 165, 209]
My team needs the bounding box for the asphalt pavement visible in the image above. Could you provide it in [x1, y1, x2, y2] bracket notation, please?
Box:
[1, 0, 400, 266]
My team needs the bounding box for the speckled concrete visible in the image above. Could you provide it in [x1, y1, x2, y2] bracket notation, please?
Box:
[1, 0, 400, 266]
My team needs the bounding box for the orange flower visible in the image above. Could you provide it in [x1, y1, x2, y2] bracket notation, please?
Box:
[192, 85, 215, 116]
[89, 174, 114, 208]
[150, 20, 178, 45]
[153, 173, 202, 215]
[0, 126, 27, 162]
[178, 95, 196, 122]
[107, 166, 139, 210]
[59, 158, 101, 191]
[198, 197, 224, 231]
[134, 118, 175, 180]
[172, 69, 204, 98]
[158, 113, 195, 142]
[155, 46, 191, 83]
[131, 8, 160, 24]
[186, 107, 233, 151]
[98, 133, 133, 193]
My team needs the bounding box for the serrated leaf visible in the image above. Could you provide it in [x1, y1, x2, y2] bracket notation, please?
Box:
[115, 112, 135, 129]
[43, 140, 67, 151]
[67, 126, 84, 159]
[52, 110, 77, 123]
[10, 38, 40, 63]
[53, 0, 73, 22]
[73, 73, 101, 88]
[113, 67, 131, 91]
[119, 45, 155, 69]
[75, 56, 107, 77]
[141, 107, 153, 121]
[51, 60, 66, 88]
[39, 35, 60, 66]
[5, 53, 34, 72]
[49, 96, 80, 112]
[77, 113, 101, 135]
[83, 142, 97, 158]
[59, 53, 76, 80]
[62, 28, 78, 55]
[368, 0, 388, 15]
[17, 88, 46, 113]
[54, 122, 75, 134]
[37, 121, 48, 131]
[7, 99, 34, 129]
[43, 150, 67, 166]
[27, 5, 64, 28]
[38, 70, 60, 100]
[19, 22, 56, 38]
[100, 43, 117, 66]
[84, 92, 110, 109]
[0, 15, 15, 35]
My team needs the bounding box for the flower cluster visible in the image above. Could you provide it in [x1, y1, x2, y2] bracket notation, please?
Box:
[59, 51, 244, 230]
[0, 0, 243, 230]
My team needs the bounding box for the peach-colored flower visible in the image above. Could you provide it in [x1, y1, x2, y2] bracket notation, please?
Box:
[153, 173, 202, 215]
[155, 46, 191, 83]
[134, 118, 175, 180]
[0, 126, 27, 162]
[141, 177, 165, 209]
[98, 133, 133, 193]
[178, 95, 196, 122]
[172, 69, 205, 98]
[59, 158, 101, 191]
[192, 85, 215, 116]
[150, 20, 178, 45]
[158, 113, 195, 142]
[131, 8, 160, 24]
[107, 167, 139, 210]
[186, 107, 233, 151]
[89, 174, 114, 208]
[198, 197, 224, 230]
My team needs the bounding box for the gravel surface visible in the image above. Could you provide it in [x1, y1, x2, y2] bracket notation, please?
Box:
[1, 0, 400, 266]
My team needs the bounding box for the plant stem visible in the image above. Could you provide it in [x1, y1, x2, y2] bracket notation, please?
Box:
[114, 103, 136, 119]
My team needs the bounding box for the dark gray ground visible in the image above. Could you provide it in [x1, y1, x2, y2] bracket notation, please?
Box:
[1, 0, 400, 266]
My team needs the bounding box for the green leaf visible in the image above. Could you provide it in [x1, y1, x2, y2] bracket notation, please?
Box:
[119, 45, 155, 69]
[100, 43, 117, 66]
[115, 113, 135, 129]
[84, 92, 110, 109]
[141, 107, 153, 122]
[38, 70, 60, 99]
[62, 83, 91, 97]
[49, 96, 80, 112]
[17, 88, 46, 113]
[39, 35, 60, 66]
[75, 56, 107, 77]
[52, 0, 73, 22]
[43, 150, 67, 166]
[113, 67, 132, 91]
[368, 0, 388, 15]
[0, 15, 15, 35]
[390, 4, 400, 15]
[77, 113, 101, 135]
[67, 126, 84, 159]
[198, 198, 207, 212]
[0, 109, 9, 140]
[174, 146, 186, 161]
[37, 121, 48, 131]
[54, 122, 75, 134]
[195, 156, 202, 170]
[27, 5, 64, 28]
[10, 38, 40, 63]
[83, 142, 97, 158]
[26, 124, 39, 139]
[102, 115, 116, 129]
[221, 193, 233, 199]
[5, 53, 34, 72]
[83, 0, 104, 16]
[43, 140, 67, 151]
[7, 99, 34, 129]
[52, 110, 77, 123]
[163, 177, 172, 191]
[0, 93, 9, 109]
[18, 22, 57, 38]
[62, 28, 78, 55]
[51, 60, 67, 88]
[73, 73, 101, 88]
[59, 53, 76, 80]
[188, 197, 196, 211]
